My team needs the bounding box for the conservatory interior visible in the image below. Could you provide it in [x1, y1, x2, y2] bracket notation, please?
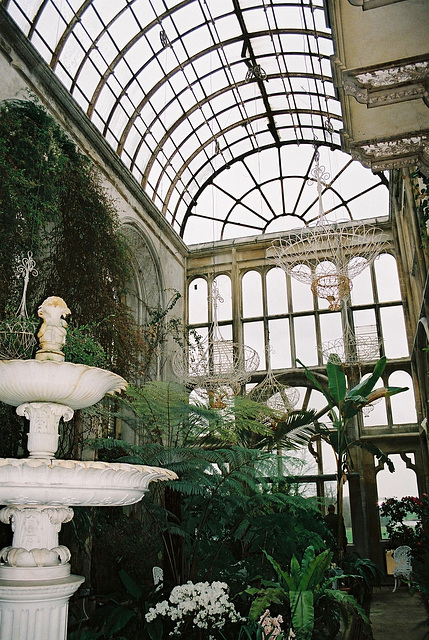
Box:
[0, 0, 428, 639]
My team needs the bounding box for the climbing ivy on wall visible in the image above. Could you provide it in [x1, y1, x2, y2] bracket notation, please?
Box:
[411, 168, 429, 252]
[0, 97, 141, 379]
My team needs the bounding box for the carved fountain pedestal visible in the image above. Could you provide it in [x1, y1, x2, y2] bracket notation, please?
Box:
[0, 298, 176, 639]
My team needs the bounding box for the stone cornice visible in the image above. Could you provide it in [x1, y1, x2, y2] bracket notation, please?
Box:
[343, 131, 429, 178]
[347, 0, 406, 9]
[342, 55, 429, 108]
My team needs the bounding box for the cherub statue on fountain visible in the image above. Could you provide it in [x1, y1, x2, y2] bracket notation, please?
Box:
[36, 296, 71, 362]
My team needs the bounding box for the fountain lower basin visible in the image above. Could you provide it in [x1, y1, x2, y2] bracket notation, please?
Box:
[0, 458, 176, 507]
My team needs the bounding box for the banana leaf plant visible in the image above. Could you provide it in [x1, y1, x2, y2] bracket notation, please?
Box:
[297, 356, 408, 558]
[246, 545, 369, 640]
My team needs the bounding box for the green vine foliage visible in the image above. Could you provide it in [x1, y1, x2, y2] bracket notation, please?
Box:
[0, 97, 140, 379]
[411, 169, 429, 251]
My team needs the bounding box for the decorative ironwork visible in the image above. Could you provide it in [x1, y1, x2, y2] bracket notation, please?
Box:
[245, 64, 268, 83]
[160, 29, 170, 48]
[173, 282, 259, 398]
[0, 252, 38, 360]
[322, 324, 382, 367]
[270, 151, 389, 310]
[248, 368, 299, 423]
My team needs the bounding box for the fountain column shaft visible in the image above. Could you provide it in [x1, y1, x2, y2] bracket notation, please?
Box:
[0, 575, 84, 640]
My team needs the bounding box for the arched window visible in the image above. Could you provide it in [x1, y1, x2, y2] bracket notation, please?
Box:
[374, 253, 401, 302]
[213, 274, 232, 322]
[291, 265, 313, 312]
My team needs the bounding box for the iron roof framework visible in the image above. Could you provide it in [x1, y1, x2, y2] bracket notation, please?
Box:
[4, 0, 388, 242]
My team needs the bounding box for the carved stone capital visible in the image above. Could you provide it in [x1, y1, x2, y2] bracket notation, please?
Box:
[0, 506, 73, 556]
[16, 402, 74, 458]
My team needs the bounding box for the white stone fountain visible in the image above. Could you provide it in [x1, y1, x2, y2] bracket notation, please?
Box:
[0, 296, 176, 640]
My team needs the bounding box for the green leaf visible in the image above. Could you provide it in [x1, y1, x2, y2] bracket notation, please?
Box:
[347, 357, 386, 400]
[353, 441, 395, 472]
[290, 589, 314, 640]
[118, 569, 143, 601]
[327, 360, 347, 403]
[248, 588, 285, 620]
[103, 606, 134, 635]
[296, 359, 335, 408]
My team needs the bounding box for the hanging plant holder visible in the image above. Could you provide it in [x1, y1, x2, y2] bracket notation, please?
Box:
[248, 363, 299, 427]
[322, 324, 382, 369]
[173, 282, 259, 394]
[310, 273, 352, 311]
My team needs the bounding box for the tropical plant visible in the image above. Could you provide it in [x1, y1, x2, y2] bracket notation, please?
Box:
[246, 545, 369, 640]
[89, 380, 326, 587]
[298, 356, 407, 556]
[379, 494, 429, 557]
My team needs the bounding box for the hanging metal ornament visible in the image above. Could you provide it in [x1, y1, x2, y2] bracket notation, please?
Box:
[269, 150, 389, 311]
[322, 323, 383, 370]
[248, 365, 299, 426]
[0, 252, 38, 359]
[173, 281, 260, 402]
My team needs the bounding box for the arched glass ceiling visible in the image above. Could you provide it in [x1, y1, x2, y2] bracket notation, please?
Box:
[6, 0, 388, 242]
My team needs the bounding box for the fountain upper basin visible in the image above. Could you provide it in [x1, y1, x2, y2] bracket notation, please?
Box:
[0, 359, 127, 410]
[0, 458, 177, 507]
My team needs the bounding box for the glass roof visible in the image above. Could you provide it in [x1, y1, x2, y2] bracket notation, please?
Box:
[6, 0, 389, 242]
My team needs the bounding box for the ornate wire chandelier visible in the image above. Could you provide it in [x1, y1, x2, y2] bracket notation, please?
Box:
[173, 281, 260, 403]
[269, 149, 389, 311]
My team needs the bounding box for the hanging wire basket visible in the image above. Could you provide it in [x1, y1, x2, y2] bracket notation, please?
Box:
[173, 337, 260, 390]
[0, 317, 37, 360]
[322, 325, 382, 367]
[173, 281, 260, 394]
[248, 368, 299, 424]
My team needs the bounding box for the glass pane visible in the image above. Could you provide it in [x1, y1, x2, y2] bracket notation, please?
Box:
[380, 306, 409, 358]
[389, 371, 417, 424]
[291, 268, 313, 312]
[375, 254, 401, 302]
[267, 267, 288, 315]
[321, 442, 336, 474]
[294, 316, 317, 366]
[243, 321, 265, 370]
[189, 278, 208, 324]
[214, 275, 232, 321]
[242, 270, 263, 318]
[268, 318, 291, 369]
[362, 378, 388, 427]
[350, 266, 374, 306]
[320, 312, 343, 364]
